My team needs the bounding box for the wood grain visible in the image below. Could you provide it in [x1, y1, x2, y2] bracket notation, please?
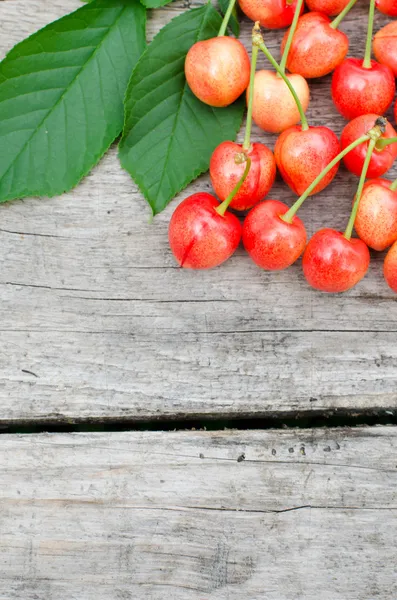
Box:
[0, 0, 397, 423]
[1, 427, 396, 599]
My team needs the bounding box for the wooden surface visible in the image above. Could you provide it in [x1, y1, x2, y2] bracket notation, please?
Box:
[1, 0, 397, 423]
[2, 4, 397, 597]
[1, 427, 396, 599]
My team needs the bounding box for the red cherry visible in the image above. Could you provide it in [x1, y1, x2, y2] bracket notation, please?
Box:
[306, 0, 351, 15]
[373, 21, 397, 77]
[303, 229, 370, 292]
[331, 58, 395, 120]
[210, 141, 276, 211]
[355, 179, 397, 251]
[185, 37, 250, 108]
[248, 70, 310, 134]
[238, 0, 304, 29]
[274, 125, 340, 196]
[376, 0, 397, 16]
[281, 13, 348, 78]
[168, 193, 241, 269]
[341, 114, 397, 178]
[242, 200, 307, 270]
[384, 240, 397, 292]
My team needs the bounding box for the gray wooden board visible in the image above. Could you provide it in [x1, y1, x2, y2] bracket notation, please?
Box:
[0, 427, 397, 599]
[1, 0, 397, 423]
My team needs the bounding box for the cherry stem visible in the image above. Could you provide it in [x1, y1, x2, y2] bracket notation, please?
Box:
[281, 135, 370, 223]
[215, 157, 252, 216]
[329, 0, 358, 29]
[344, 139, 376, 239]
[218, 0, 237, 37]
[254, 24, 309, 131]
[390, 178, 397, 192]
[243, 40, 259, 152]
[376, 136, 397, 149]
[363, 0, 375, 68]
[282, 118, 387, 223]
[279, 0, 304, 74]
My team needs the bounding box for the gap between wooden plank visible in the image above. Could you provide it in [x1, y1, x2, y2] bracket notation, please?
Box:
[1, 407, 396, 434]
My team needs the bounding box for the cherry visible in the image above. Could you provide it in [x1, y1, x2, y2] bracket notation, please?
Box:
[331, 59, 395, 120]
[280, 12, 349, 78]
[302, 229, 370, 292]
[185, 36, 250, 107]
[255, 24, 340, 196]
[242, 200, 307, 270]
[303, 117, 383, 293]
[355, 179, 397, 251]
[249, 70, 309, 134]
[373, 21, 397, 78]
[384, 241, 397, 293]
[306, 0, 351, 16]
[169, 147, 252, 269]
[238, 0, 303, 29]
[376, 0, 397, 16]
[168, 193, 241, 269]
[243, 124, 377, 274]
[331, 0, 395, 119]
[274, 125, 340, 196]
[210, 142, 275, 211]
[341, 115, 397, 178]
[209, 32, 276, 211]
[249, 5, 310, 134]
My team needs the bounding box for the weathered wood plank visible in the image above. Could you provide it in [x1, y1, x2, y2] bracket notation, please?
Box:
[0, 0, 396, 422]
[1, 330, 397, 423]
[1, 428, 396, 599]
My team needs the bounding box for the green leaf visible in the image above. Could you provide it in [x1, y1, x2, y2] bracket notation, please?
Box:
[119, 4, 245, 215]
[218, 0, 240, 37]
[140, 0, 174, 8]
[0, 0, 146, 203]
[84, 0, 175, 11]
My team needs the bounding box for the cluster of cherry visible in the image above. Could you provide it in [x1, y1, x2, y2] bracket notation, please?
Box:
[168, 0, 397, 294]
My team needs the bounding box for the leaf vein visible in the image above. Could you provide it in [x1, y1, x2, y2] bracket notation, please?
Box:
[0, 4, 128, 189]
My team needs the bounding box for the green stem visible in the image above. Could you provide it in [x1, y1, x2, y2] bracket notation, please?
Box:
[390, 177, 397, 192]
[282, 135, 370, 223]
[216, 157, 252, 216]
[255, 31, 309, 131]
[329, 0, 358, 29]
[376, 136, 397, 149]
[218, 0, 237, 37]
[363, 0, 375, 68]
[243, 44, 259, 151]
[279, 0, 304, 74]
[344, 139, 376, 239]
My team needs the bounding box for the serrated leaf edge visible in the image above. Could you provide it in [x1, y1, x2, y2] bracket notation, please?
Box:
[0, 2, 146, 204]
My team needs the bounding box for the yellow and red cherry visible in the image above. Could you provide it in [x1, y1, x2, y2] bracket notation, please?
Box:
[303, 229, 370, 292]
[355, 179, 397, 251]
[306, 0, 351, 15]
[210, 142, 276, 211]
[384, 241, 397, 293]
[341, 114, 397, 178]
[274, 125, 340, 196]
[281, 13, 349, 78]
[242, 200, 307, 270]
[185, 37, 250, 108]
[239, 0, 304, 29]
[249, 70, 310, 134]
[168, 193, 242, 269]
[331, 58, 395, 120]
[373, 21, 397, 77]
